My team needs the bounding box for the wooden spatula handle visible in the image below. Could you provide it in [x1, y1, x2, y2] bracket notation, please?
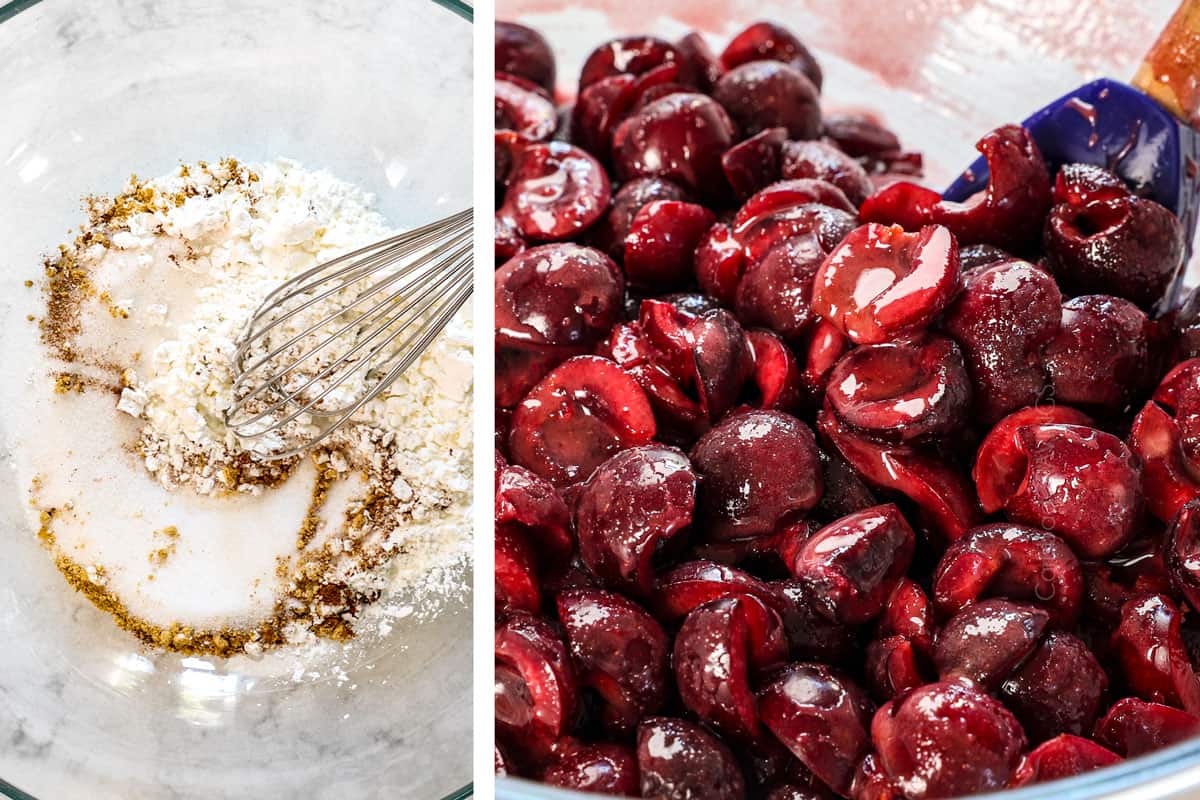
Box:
[1133, 0, 1200, 125]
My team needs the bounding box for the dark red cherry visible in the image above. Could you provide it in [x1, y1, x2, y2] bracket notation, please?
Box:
[933, 523, 1084, 628]
[865, 635, 930, 701]
[720, 21, 823, 91]
[768, 579, 860, 663]
[1166, 498, 1200, 613]
[785, 504, 915, 625]
[571, 74, 636, 158]
[745, 329, 803, 412]
[689, 410, 823, 541]
[1044, 294, 1149, 413]
[623, 200, 716, 290]
[934, 600, 1049, 689]
[499, 141, 611, 242]
[733, 181, 856, 264]
[557, 588, 671, 735]
[495, 613, 578, 763]
[734, 231, 829, 346]
[713, 60, 821, 141]
[1094, 697, 1200, 757]
[818, 407, 981, 543]
[871, 681, 1026, 799]
[675, 31, 724, 92]
[877, 578, 936, 655]
[580, 36, 681, 89]
[1111, 593, 1200, 715]
[1000, 631, 1107, 743]
[574, 444, 696, 596]
[758, 663, 873, 794]
[941, 258, 1062, 423]
[496, 525, 541, 614]
[542, 741, 640, 795]
[495, 462, 573, 563]
[722, 127, 787, 201]
[972, 405, 1094, 513]
[782, 140, 873, 206]
[496, 21, 556, 92]
[509, 355, 657, 486]
[826, 334, 970, 441]
[1009, 735, 1122, 786]
[496, 344, 562, 409]
[695, 222, 745, 306]
[637, 717, 747, 800]
[612, 93, 736, 202]
[1130, 361, 1200, 523]
[495, 243, 624, 352]
[1044, 194, 1185, 312]
[861, 125, 1051, 255]
[674, 594, 788, 741]
[812, 223, 960, 345]
[496, 74, 557, 141]
[652, 560, 775, 623]
[973, 422, 1142, 559]
[593, 177, 691, 261]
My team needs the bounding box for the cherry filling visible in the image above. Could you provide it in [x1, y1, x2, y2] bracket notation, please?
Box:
[495, 17, 1200, 799]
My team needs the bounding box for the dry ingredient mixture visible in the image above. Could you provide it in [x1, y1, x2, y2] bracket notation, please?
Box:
[25, 158, 472, 658]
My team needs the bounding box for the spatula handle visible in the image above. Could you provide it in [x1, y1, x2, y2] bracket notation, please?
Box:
[1133, 0, 1200, 126]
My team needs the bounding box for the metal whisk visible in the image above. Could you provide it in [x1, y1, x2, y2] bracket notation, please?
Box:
[225, 209, 472, 458]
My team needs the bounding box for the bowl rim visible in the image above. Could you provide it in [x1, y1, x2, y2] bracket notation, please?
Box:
[0, 0, 474, 798]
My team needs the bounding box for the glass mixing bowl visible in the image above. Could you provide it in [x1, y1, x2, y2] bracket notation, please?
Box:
[494, 1, 1200, 798]
[0, 0, 471, 797]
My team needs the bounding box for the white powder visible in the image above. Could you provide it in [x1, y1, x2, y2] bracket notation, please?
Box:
[22, 158, 472, 661]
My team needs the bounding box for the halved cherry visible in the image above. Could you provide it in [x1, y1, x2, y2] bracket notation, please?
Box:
[826, 334, 970, 441]
[542, 741, 640, 796]
[496, 74, 557, 141]
[580, 36, 681, 89]
[822, 112, 899, 158]
[637, 717, 748, 800]
[934, 599, 1049, 689]
[1167, 499, 1200, 613]
[652, 559, 775, 623]
[695, 222, 746, 306]
[1044, 194, 1184, 312]
[496, 525, 541, 614]
[571, 74, 636, 157]
[1053, 163, 1130, 206]
[1044, 295, 1149, 413]
[689, 409, 823, 541]
[973, 406, 1094, 512]
[1083, 538, 1173, 625]
[496, 21, 556, 92]
[720, 21, 823, 90]
[733, 231, 829, 345]
[801, 320, 850, 402]
[1111, 593, 1200, 715]
[733, 181, 857, 263]
[722, 127, 787, 201]
[557, 588, 671, 735]
[1130, 400, 1200, 523]
[495, 463, 573, 564]
[933, 523, 1083, 628]
[496, 344, 562, 409]
[1009, 735, 1122, 786]
[1094, 697, 1200, 757]
[860, 125, 1051, 255]
[786, 504, 915, 625]
[818, 406, 981, 543]
[509, 355, 657, 486]
[973, 422, 1142, 559]
[815, 448, 879, 522]
[865, 635, 930, 702]
[499, 141, 612, 242]
[877, 578, 936, 655]
[623, 200, 717, 290]
[574, 444, 696, 596]
[495, 613, 578, 763]
[612, 93, 736, 202]
[759, 663, 872, 795]
[850, 753, 898, 800]
[871, 681, 1026, 800]
[942, 259, 1063, 423]
[782, 140, 873, 206]
[592, 176, 691, 261]
[496, 214, 525, 264]
[675, 594, 788, 741]
[768, 579, 859, 663]
[1001, 631, 1107, 743]
[713, 60, 821, 140]
[811, 223, 960, 345]
[745, 329, 803, 412]
[495, 243, 624, 352]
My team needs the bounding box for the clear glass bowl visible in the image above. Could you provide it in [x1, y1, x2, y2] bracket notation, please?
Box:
[0, 1, 471, 797]
[495, 1, 1200, 798]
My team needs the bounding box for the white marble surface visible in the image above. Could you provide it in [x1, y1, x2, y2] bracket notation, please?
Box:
[0, 0, 472, 797]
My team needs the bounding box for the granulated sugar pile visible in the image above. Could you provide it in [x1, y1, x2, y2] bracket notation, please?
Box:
[21, 158, 472, 659]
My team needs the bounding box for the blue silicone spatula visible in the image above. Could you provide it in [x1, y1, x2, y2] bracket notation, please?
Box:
[943, 0, 1200, 265]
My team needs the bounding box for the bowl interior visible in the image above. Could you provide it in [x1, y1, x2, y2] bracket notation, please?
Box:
[0, 1, 471, 798]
